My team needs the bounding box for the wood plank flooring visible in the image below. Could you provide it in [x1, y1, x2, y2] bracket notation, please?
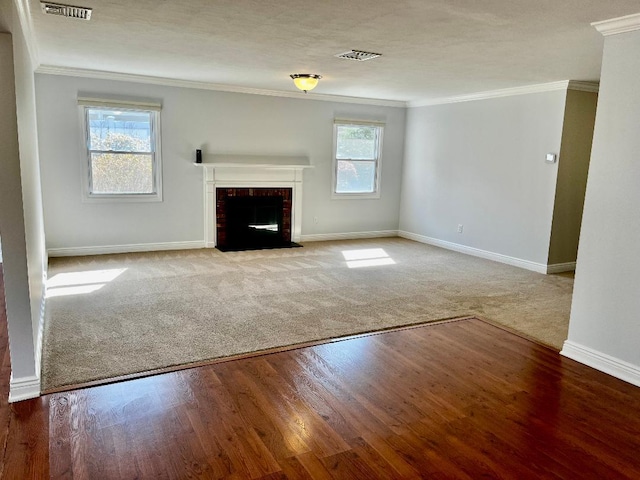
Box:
[2, 269, 640, 478]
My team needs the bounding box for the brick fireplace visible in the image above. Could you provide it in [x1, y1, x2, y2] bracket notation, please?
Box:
[198, 155, 311, 248]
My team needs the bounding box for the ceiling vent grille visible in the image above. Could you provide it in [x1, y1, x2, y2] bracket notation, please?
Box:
[335, 50, 382, 61]
[40, 2, 92, 20]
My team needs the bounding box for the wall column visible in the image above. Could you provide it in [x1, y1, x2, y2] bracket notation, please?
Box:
[562, 14, 640, 386]
[0, 32, 40, 401]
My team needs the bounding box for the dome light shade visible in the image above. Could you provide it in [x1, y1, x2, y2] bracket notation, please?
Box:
[290, 74, 322, 93]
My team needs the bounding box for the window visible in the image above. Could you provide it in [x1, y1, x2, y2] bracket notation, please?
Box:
[81, 99, 162, 201]
[333, 121, 383, 198]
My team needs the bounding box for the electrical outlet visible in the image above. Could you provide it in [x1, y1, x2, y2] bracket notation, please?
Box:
[313, 216, 319, 224]
[457, 224, 464, 233]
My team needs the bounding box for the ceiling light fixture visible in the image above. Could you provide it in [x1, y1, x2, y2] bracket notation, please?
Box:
[290, 74, 322, 93]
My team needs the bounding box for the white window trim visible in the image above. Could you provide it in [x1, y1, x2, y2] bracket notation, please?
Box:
[331, 120, 383, 200]
[79, 99, 163, 203]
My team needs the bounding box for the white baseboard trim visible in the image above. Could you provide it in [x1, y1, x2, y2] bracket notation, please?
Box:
[9, 375, 41, 403]
[300, 230, 399, 242]
[48, 241, 206, 257]
[546, 262, 576, 274]
[561, 341, 640, 388]
[398, 230, 548, 274]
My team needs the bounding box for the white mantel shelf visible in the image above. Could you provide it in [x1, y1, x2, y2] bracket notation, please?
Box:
[199, 155, 312, 248]
[194, 154, 313, 169]
[195, 163, 314, 169]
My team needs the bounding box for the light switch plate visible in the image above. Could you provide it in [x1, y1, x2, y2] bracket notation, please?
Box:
[545, 153, 557, 164]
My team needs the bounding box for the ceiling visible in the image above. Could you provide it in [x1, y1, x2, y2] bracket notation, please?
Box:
[27, 0, 640, 104]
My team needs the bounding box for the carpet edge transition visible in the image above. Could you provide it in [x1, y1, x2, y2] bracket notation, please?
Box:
[42, 315, 475, 394]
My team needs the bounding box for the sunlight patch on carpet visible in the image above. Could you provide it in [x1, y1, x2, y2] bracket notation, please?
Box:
[46, 268, 127, 298]
[342, 248, 396, 268]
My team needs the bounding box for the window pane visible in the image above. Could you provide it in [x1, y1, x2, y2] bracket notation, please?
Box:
[336, 160, 376, 193]
[88, 109, 152, 152]
[336, 125, 378, 160]
[91, 153, 154, 194]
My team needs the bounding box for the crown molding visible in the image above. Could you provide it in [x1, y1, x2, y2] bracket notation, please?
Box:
[409, 80, 598, 108]
[35, 65, 407, 108]
[13, 0, 39, 67]
[567, 81, 599, 93]
[592, 13, 640, 37]
[35, 65, 599, 109]
[409, 81, 571, 107]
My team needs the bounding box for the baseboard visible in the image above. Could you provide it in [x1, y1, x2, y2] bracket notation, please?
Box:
[398, 230, 548, 274]
[561, 340, 640, 388]
[9, 375, 40, 403]
[48, 241, 206, 257]
[300, 230, 399, 242]
[546, 262, 576, 274]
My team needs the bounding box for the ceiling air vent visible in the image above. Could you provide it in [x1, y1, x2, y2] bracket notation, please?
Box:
[41, 2, 92, 20]
[335, 50, 382, 61]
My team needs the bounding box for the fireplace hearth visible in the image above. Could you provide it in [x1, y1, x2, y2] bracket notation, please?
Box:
[216, 188, 300, 252]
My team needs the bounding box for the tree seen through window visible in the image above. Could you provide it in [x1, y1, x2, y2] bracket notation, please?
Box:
[86, 108, 156, 195]
[335, 124, 381, 194]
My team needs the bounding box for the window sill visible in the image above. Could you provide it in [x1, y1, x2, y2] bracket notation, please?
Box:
[331, 192, 380, 200]
[82, 193, 163, 204]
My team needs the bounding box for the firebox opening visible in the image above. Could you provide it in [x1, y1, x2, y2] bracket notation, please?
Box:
[216, 188, 301, 252]
[228, 195, 283, 248]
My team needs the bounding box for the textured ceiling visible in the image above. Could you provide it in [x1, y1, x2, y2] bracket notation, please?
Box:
[28, 0, 640, 102]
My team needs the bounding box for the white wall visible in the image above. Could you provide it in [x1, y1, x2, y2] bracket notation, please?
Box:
[0, 0, 47, 401]
[563, 27, 640, 385]
[35, 75, 406, 250]
[399, 91, 566, 265]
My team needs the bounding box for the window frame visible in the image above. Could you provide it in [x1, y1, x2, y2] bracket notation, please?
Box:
[331, 120, 384, 200]
[79, 99, 163, 203]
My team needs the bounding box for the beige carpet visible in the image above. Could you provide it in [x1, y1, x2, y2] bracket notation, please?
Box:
[41, 238, 573, 391]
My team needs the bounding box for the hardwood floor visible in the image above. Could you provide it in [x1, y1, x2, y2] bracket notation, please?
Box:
[2, 269, 640, 478]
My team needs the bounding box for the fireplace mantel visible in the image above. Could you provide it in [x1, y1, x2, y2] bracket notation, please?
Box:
[196, 155, 313, 248]
[195, 154, 312, 169]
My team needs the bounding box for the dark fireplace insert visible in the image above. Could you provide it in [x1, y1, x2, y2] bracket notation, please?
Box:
[216, 188, 300, 252]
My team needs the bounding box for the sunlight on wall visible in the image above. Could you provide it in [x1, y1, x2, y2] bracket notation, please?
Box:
[341, 248, 396, 269]
[46, 268, 127, 298]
